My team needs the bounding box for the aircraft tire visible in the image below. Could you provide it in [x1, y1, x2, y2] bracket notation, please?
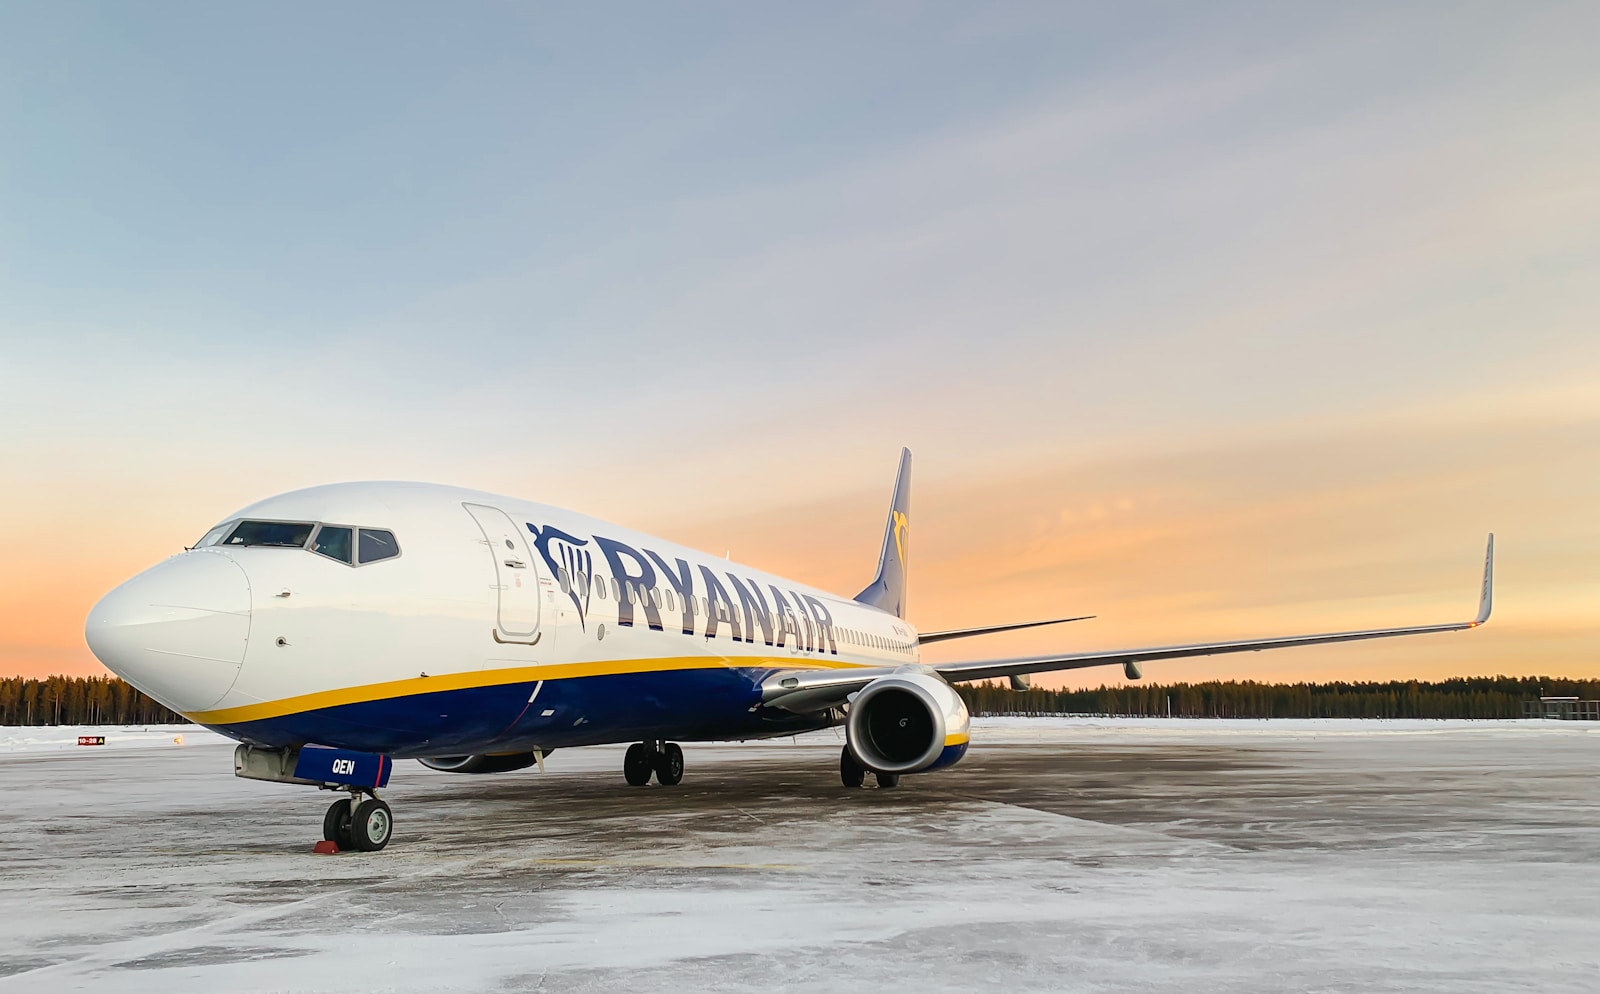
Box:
[655, 743, 684, 786]
[839, 747, 865, 788]
[623, 743, 654, 786]
[874, 772, 900, 789]
[350, 798, 393, 852]
[323, 798, 353, 849]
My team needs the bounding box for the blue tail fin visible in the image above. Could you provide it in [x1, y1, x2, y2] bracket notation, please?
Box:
[854, 447, 912, 618]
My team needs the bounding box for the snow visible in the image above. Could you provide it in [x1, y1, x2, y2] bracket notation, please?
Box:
[0, 719, 1596, 992]
[0, 724, 227, 754]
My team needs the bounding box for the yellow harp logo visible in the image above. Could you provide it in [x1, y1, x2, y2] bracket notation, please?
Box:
[891, 510, 909, 566]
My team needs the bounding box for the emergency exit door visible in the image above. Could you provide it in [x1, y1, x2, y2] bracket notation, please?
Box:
[463, 503, 542, 642]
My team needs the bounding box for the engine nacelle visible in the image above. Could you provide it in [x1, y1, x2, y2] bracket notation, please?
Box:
[418, 752, 543, 774]
[846, 672, 970, 775]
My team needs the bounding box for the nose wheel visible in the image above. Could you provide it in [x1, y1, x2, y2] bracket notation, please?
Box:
[322, 792, 393, 851]
[623, 741, 684, 786]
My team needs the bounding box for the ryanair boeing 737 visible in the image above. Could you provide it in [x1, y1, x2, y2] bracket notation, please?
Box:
[85, 450, 1494, 852]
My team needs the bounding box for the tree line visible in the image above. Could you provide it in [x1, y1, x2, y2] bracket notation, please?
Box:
[954, 675, 1600, 719]
[0, 675, 186, 726]
[3, 673, 1597, 726]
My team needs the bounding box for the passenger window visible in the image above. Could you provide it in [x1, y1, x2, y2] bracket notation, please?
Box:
[357, 529, 400, 564]
[595, 576, 607, 600]
[558, 568, 571, 594]
[312, 526, 353, 564]
[611, 577, 621, 601]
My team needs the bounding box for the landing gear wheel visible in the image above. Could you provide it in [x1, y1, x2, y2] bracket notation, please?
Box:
[350, 798, 393, 851]
[654, 743, 684, 786]
[322, 798, 353, 849]
[624, 743, 654, 786]
[840, 746, 865, 788]
[875, 772, 900, 789]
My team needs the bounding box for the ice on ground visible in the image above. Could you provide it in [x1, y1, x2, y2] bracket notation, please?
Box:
[0, 719, 1596, 993]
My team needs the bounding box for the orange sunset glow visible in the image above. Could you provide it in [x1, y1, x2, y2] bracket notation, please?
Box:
[2, 6, 1597, 687]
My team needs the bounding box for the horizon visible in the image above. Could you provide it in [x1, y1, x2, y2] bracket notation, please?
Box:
[6, 670, 1596, 687]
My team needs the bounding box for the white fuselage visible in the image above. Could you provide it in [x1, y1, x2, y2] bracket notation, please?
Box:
[87, 482, 920, 758]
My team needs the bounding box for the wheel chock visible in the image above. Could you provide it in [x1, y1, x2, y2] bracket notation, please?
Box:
[312, 840, 341, 855]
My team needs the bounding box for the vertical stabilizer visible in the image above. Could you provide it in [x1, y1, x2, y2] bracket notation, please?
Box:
[855, 448, 912, 618]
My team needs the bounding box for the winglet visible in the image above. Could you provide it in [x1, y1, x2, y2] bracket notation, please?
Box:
[1473, 533, 1494, 626]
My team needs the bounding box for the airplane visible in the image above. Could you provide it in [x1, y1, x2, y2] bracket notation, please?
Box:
[85, 448, 1494, 852]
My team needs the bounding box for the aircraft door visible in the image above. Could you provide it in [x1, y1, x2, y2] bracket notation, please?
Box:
[463, 503, 542, 643]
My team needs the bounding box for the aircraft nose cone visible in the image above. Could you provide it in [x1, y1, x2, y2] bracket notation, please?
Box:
[85, 551, 251, 713]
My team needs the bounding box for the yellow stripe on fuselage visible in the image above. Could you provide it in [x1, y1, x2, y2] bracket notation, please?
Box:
[186, 654, 874, 726]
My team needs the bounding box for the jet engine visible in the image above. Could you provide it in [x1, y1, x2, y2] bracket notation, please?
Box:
[845, 672, 970, 775]
[417, 752, 544, 774]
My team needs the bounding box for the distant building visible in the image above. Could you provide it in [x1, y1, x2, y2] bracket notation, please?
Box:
[1523, 696, 1600, 720]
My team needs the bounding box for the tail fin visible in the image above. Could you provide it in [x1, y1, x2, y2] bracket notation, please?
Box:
[855, 447, 912, 618]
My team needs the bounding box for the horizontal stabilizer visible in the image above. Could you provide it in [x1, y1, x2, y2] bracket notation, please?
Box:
[919, 615, 1095, 644]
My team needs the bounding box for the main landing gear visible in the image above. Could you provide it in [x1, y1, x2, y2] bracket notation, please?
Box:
[322, 791, 393, 852]
[624, 741, 684, 786]
[839, 746, 899, 789]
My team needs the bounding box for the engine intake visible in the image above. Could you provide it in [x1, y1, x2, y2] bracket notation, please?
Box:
[846, 672, 970, 775]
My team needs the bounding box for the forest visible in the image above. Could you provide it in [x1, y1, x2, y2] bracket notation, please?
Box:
[954, 675, 1600, 719]
[3, 673, 1596, 726]
[1, 675, 185, 726]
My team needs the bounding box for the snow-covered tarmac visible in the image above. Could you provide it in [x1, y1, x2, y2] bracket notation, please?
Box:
[1, 718, 1596, 992]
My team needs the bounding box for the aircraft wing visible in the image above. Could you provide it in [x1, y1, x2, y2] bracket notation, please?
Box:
[762, 534, 1493, 714]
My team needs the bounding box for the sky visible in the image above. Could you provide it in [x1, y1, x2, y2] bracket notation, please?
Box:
[2, 2, 1596, 685]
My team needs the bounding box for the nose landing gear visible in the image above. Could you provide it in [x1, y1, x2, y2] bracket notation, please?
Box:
[623, 741, 684, 786]
[322, 791, 393, 851]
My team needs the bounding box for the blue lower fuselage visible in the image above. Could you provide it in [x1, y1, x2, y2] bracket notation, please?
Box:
[205, 666, 833, 758]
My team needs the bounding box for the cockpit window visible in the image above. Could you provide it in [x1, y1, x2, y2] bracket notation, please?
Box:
[312, 525, 354, 564]
[223, 520, 315, 548]
[194, 522, 235, 548]
[358, 529, 400, 564]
